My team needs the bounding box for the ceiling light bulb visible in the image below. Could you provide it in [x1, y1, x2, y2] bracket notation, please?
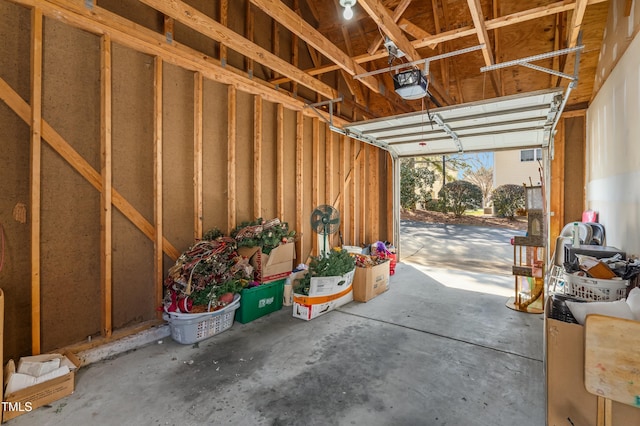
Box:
[343, 5, 353, 20]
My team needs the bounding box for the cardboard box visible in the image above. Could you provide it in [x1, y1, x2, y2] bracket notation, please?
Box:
[3, 352, 80, 422]
[238, 242, 295, 282]
[353, 260, 390, 302]
[292, 269, 355, 321]
[546, 311, 640, 425]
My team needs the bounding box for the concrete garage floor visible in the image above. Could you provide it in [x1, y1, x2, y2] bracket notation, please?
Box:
[9, 222, 544, 426]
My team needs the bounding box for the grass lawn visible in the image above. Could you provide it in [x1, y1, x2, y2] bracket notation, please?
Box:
[465, 209, 485, 216]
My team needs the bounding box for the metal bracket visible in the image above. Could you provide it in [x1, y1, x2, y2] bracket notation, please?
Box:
[432, 114, 463, 153]
[480, 45, 584, 77]
[481, 36, 585, 161]
[354, 44, 484, 80]
[304, 97, 343, 128]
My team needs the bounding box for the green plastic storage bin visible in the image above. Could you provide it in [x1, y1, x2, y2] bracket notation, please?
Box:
[235, 278, 285, 324]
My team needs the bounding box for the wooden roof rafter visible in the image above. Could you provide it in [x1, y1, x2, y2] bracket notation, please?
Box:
[466, 0, 502, 96]
[339, 24, 367, 108]
[367, 0, 413, 55]
[432, 0, 464, 104]
[138, 0, 339, 100]
[567, 0, 589, 48]
[556, 0, 588, 84]
[250, 0, 383, 94]
[397, 18, 437, 49]
[331, 0, 413, 114]
[357, 0, 454, 105]
[271, 0, 607, 85]
[358, 0, 421, 64]
[303, 0, 321, 23]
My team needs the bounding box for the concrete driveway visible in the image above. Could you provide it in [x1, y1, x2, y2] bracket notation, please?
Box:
[400, 219, 525, 276]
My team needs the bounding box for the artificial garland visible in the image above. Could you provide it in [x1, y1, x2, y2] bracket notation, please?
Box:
[352, 254, 389, 268]
[295, 249, 355, 296]
[232, 217, 296, 255]
[162, 235, 253, 313]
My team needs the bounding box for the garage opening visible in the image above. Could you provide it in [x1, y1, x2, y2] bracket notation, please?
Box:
[342, 89, 562, 268]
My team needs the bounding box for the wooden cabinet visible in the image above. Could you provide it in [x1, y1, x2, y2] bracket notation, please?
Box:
[545, 315, 640, 425]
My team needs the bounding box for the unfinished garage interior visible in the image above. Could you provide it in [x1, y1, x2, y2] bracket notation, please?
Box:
[1, 0, 640, 424]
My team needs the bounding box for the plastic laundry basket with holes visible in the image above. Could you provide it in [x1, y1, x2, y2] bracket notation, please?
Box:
[162, 294, 241, 344]
[563, 273, 629, 302]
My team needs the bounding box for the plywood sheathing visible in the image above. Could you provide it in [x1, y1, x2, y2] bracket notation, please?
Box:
[563, 115, 586, 224]
[202, 79, 229, 235]
[259, 99, 278, 220]
[162, 63, 195, 254]
[0, 0, 32, 364]
[560, 2, 610, 108]
[282, 107, 298, 245]
[302, 116, 314, 261]
[111, 44, 156, 331]
[40, 17, 102, 352]
[95, 0, 163, 34]
[235, 90, 256, 225]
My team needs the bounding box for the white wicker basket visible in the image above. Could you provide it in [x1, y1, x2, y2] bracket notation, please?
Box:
[563, 273, 628, 302]
[163, 295, 241, 344]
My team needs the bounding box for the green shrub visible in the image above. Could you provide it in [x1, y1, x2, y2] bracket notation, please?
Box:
[423, 198, 444, 212]
[492, 184, 525, 219]
[400, 159, 436, 210]
[438, 180, 483, 217]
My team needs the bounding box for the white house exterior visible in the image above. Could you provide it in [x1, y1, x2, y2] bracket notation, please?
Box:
[493, 148, 544, 189]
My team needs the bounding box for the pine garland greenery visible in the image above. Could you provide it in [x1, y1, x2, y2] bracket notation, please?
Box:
[295, 249, 355, 296]
[232, 218, 296, 255]
[202, 227, 224, 241]
[188, 279, 247, 306]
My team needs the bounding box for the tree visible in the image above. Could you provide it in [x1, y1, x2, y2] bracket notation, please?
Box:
[492, 184, 525, 219]
[462, 165, 494, 207]
[438, 180, 483, 217]
[400, 158, 436, 210]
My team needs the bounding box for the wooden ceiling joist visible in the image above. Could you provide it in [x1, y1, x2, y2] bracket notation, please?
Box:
[249, 0, 383, 94]
[398, 18, 437, 49]
[358, 0, 421, 63]
[466, 0, 501, 96]
[138, 0, 339, 100]
[219, 0, 228, 63]
[366, 0, 413, 55]
[357, 0, 453, 105]
[567, 0, 589, 48]
[9, 0, 608, 122]
[272, 0, 606, 85]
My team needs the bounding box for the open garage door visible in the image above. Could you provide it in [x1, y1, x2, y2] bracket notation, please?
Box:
[342, 88, 565, 157]
[339, 88, 565, 257]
